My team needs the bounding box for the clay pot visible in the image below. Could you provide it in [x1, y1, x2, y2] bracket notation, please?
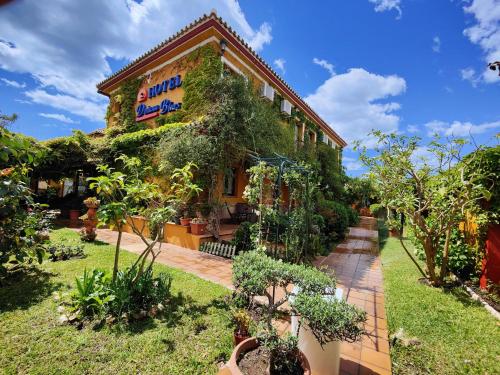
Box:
[224, 337, 311, 375]
[86, 207, 97, 219]
[389, 228, 400, 238]
[180, 217, 191, 226]
[233, 330, 250, 346]
[190, 222, 207, 235]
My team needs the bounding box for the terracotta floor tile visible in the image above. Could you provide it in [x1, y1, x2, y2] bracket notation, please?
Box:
[341, 343, 362, 360]
[360, 348, 392, 370]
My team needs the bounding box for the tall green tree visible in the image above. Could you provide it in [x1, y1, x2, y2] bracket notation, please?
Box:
[358, 132, 489, 285]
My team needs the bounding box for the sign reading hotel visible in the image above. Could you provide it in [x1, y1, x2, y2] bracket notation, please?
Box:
[135, 74, 182, 122]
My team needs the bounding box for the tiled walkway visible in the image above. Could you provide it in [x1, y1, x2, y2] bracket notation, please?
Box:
[314, 217, 391, 375]
[93, 229, 234, 289]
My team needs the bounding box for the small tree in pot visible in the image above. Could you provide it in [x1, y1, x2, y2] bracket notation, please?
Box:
[227, 251, 366, 374]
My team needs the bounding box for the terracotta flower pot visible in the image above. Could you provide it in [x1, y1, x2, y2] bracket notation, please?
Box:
[233, 330, 250, 346]
[389, 228, 400, 238]
[180, 217, 191, 226]
[190, 222, 207, 235]
[224, 337, 311, 375]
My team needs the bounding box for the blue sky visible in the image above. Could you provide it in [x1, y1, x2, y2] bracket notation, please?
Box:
[1, 0, 499, 175]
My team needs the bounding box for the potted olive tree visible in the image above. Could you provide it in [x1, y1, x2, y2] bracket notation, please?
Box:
[224, 251, 366, 375]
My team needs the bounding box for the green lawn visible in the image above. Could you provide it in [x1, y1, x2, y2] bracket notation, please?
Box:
[0, 229, 233, 375]
[379, 223, 500, 375]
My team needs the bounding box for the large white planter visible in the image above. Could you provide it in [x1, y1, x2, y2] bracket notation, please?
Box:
[290, 287, 343, 375]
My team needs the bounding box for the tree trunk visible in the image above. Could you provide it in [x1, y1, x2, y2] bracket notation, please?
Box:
[112, 225, 122, 283]
[423, 239, 439, 286]
[439, 227, 452, 282]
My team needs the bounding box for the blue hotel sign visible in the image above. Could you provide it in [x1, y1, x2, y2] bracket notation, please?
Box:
[135, 74, 182, 121]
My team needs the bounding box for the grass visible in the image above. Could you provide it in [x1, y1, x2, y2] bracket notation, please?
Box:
[0, 228, 233, 375]
[379, 222, 500, 375]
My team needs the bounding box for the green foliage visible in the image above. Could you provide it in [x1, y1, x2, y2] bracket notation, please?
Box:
[72, 269, 112, 318]
[116, 78, 145, 132]
[344, 176, 377, 208]
[110, 122, 186, 155]
[37, 130, 94, 179]
[243, 161, 321, 261]
[317, 197, 354, 243]
[71, 266, 172, 320]
[257, 330, 302, 374]
[106, 266, 172, 318]
[181, 45, 223, 118]
[315, 143, 345, 199]
[414, 227, 479, 280]
[233, 250, 365, 352]
[293, 293, 366, 345]
[369, 203, 384, 217]
[0, 113, 40, 167]
[46, 242, 85, 261]
[231, 221, 255, 254]
[357, 132, 490, 285]
[0, 114, 53, 279]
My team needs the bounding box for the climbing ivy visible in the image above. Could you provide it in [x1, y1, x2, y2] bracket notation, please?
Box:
[107, 77, 144, 133]
[181, 44, 223, 119]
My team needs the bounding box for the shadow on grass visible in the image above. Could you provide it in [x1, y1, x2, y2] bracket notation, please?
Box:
[443, 285, 483, 308]
[0, 267, 63, 313]
[103, 292, 231, 336]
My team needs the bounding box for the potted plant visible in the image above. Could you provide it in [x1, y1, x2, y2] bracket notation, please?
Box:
[224, 251, 366, 375]
[231, 308, 252, 346]
[190, 217, 207, 235]
[167, 162, 202, 226]
[83, 196, 100, 209]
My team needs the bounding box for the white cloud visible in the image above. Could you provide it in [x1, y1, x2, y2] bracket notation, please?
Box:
[39, 113, 78, 124]
[407, 124, 419, 133]
[0, 0, 272, 121]
[432, 36, 441, 53]
[343, 156, 364, 171]
[274, 58, 286, 74]
[461, 67, 481, 86]
[424, 119, 500, 137]
[463, 0, 500, 84]
[305, 68, 406, 148]
[369, 0, 402, 19]
[313, 58, 335, 76]
[26, 90, 106, 122]
[247, 23, 272, 52]
[0, 77, 26, 88]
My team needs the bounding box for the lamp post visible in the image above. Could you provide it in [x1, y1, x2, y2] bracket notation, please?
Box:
[488, 61, 500, 76]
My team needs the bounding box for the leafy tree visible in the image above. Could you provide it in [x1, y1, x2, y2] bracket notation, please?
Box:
[88, 156, 199, 283]
[357, 132, 490, 285]
[0, 112, 52, 279]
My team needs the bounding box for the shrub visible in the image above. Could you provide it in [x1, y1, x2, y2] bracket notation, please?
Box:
[107, 266, 172, 317]
[71, 269, 112, 318]
[317, 198, 351, 242]
[231, 221, 255, 254]
[46, 242, 85, 261]
[346, 205, 360, 226]
[369, 203, 384, 217]
[232, 251, 366, 373]
[71, 266, 172, 321]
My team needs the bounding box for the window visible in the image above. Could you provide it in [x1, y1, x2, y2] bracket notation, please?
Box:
[223, 168, 237, 196]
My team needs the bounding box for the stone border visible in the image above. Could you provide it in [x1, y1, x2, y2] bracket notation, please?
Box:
[463, 283, 500, 320]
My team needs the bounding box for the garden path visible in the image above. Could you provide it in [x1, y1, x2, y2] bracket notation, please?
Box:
[92, 229, 234, 289]
[313, 216, 392, 375]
